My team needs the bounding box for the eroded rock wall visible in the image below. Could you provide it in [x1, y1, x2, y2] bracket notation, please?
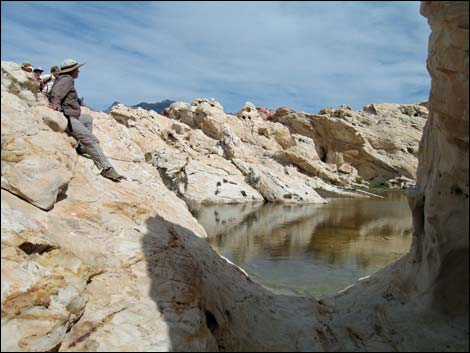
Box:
[409, 0, 469, 315]
[320, 3, 469, 351]
[270, 103, 427, 182]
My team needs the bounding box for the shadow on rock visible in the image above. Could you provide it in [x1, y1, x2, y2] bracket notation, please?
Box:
[141, 214, 323, 352]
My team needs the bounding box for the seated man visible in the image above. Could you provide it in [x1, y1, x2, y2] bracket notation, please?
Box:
[49, 59, 124, 182]
[32, 67, 45, 91]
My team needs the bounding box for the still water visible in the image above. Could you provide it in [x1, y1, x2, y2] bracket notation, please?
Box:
[191, 192, 413, 299]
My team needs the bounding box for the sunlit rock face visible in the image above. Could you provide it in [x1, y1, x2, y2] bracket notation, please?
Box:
[160, 96, 428, 201]
[1, 61, 326, 352]
[166, 98, 427, 188]
[270, 103, 428, 182]
[1, 1, 467, 350]
[1, 61, 212, 351]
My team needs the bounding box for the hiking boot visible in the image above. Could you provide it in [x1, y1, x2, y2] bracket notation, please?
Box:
[101, 167, 125, 182]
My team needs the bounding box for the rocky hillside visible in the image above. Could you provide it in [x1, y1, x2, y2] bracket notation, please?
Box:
[269, 103, 427, 182]
[1, 1, 467, 348]
[157, 98, 426, 204]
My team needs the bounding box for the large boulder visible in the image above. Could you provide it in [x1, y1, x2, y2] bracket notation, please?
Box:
[274, 147, 343, 185]
[150, 148, 264, 205]
[257, 122, 296, 149]
[183, 156, 265, 206]
[163, 101, 195, 126]
[236, 102, 263, 122]
[1, 87, 76, 210]
[1, 92, 41, 153]
[193, 101, 229, 140]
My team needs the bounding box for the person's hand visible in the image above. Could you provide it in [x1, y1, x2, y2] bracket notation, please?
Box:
[48, 104, 61, 112]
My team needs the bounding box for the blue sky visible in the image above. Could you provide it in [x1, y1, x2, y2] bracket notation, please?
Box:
[1, 1, 431, 113]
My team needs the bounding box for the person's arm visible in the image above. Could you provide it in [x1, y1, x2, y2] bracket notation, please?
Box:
[40, 74, 51, 81]
[41, 74, 52, 85]
[49, 76, 74, 111]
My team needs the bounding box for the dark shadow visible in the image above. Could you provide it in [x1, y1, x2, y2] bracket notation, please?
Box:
[141, 212, 323, 351]
[140, 190, 417, 350]
[55, 183, 69, 203]
[141, 214, 231, 351]
[19, 242, 57, 255]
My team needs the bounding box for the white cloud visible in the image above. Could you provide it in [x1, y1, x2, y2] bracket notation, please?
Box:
[1, 1, 431, 112]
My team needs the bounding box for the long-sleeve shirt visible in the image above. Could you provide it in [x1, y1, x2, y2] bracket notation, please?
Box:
[49, 74, 81, 118]
[41, 74, 55, 95]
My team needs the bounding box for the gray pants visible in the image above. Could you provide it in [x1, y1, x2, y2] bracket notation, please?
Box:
[69, 114, 112, 170]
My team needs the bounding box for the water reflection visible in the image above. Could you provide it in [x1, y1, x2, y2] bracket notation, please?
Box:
[191, 192, 413, 298]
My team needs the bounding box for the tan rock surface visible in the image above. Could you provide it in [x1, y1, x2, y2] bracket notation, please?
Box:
[1, 3, 467, 349]
[271, 103, 427, 181]
[410, 0, 469, 315]
[321, 2, 469, 352]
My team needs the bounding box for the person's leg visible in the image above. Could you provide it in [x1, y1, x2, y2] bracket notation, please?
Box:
[75, 114, 93, 155]
[78, 114, 94, 133]
[69, 117, 112, 170]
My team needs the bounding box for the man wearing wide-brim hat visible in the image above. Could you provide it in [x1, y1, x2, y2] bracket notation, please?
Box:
[49, 59, 124, 182]
[59, 59, 84, 74]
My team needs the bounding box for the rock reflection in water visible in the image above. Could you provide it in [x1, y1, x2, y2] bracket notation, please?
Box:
[191, 192, 413, 298]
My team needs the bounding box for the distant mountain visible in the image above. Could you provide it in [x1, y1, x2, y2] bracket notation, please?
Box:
[104, 101, 122, 112]
[133, 99, 175, 113]
[105, 99, 175, 113]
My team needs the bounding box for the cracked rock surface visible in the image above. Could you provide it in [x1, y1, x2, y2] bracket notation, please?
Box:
[1, 2, 468, 350]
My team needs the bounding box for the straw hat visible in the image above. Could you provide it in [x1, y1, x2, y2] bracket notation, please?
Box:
[60, 59, 85, 73]
[21, 61, 32, 70]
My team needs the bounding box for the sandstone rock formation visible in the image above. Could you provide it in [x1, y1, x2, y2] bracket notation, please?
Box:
[159, 98, 345, 202]
[255, 106, 275, 120]
[270, 102, 427, 183]
[320, 2, 469, 351]
[161, 96, 423, 200]
[1, 1, 468, 351]
[410, 0, 469, 317]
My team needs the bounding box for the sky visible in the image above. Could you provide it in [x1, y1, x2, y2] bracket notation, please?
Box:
[1, 1, 431, 113]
